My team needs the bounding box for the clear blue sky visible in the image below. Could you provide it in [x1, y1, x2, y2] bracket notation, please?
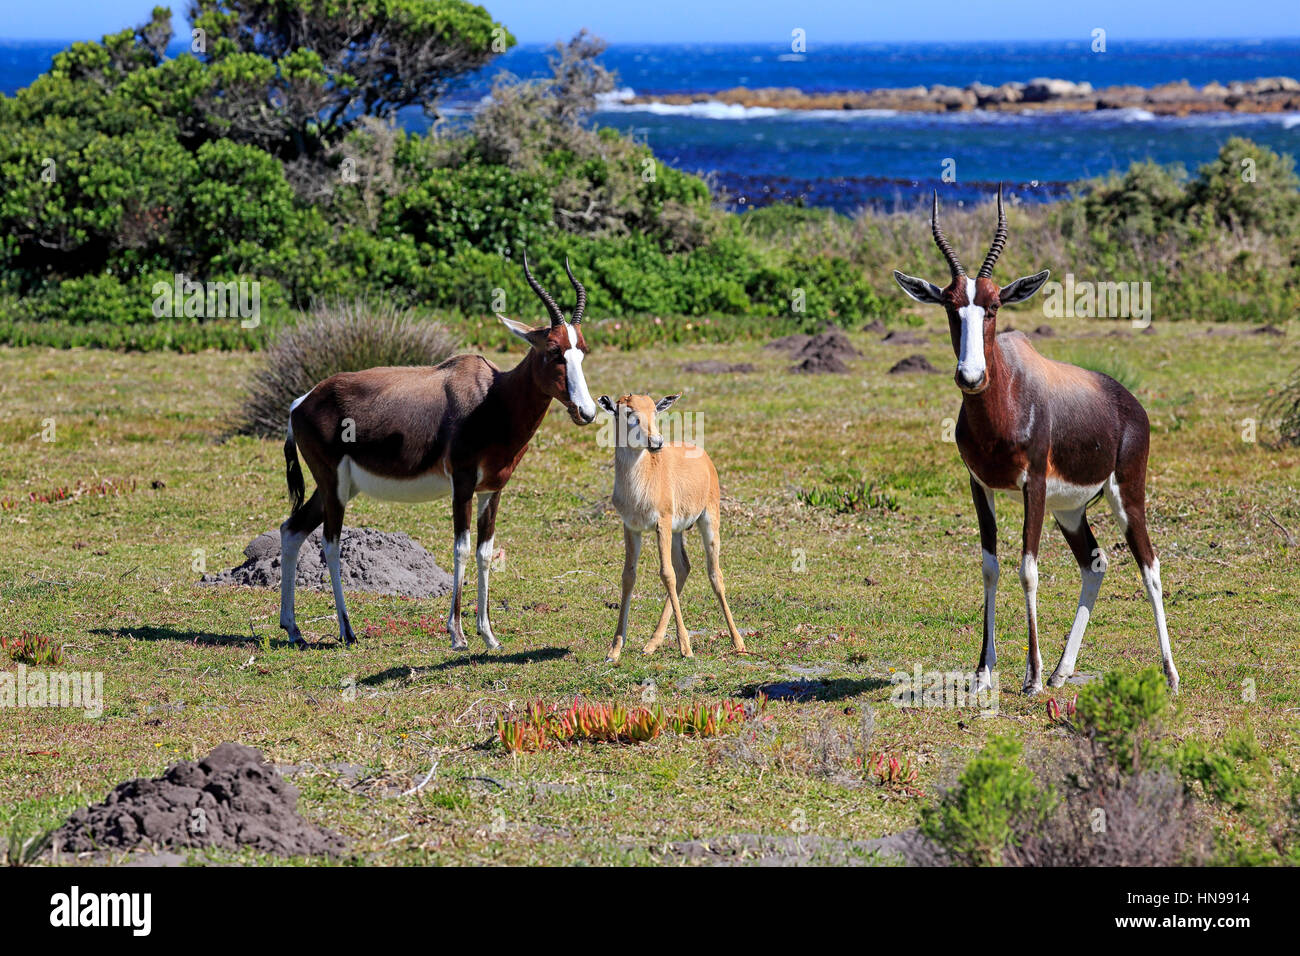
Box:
[2, 0, 1297, 43]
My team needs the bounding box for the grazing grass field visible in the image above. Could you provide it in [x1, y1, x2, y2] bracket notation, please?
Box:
[2, 314, 1298, 865]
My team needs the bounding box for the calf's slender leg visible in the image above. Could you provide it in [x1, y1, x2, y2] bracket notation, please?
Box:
[647, 532, 689, 653]
[608, 526, 643, 662]
[698, 506, 744, 653]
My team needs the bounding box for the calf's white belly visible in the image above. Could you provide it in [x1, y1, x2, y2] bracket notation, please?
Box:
[338, 456, 452, 504]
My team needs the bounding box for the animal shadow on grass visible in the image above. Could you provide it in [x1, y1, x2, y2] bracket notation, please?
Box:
[742, 676, 892, 703]
[90, 625, 284, 647]
[361, 646, 570, 686]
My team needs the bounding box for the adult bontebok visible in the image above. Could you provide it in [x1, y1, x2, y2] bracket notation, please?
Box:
[598, 393, 745, 663]
[892, 187, 1178, 695]
[279, 255, 598, 650]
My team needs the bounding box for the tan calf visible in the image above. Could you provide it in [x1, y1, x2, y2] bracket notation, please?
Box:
[597, 393, 745, 662]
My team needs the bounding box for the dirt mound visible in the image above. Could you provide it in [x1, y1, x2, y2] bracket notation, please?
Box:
[53, 743, 346, 858]
[1031, 324, 1055, 337]
[861, 319, 887, 334]
[1254, 324, 1286, 336]
[881, 329, 928, 345]
[763, 332, 811, 353]
[682, 360, 756, 374]
[888, 354, 941, 375]
[201, 527, 451, 599]
[787, 329, 860, 374]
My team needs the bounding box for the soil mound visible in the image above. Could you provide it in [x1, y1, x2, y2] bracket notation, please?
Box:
[1031, 324, 1056, 337]
[861, 319, 887, 334]
[787, 329, 861, 374]
[888, 354, 941, 375]
[682, 360, 756, 374]
[881, 329, 928, 345]
[53, 743, 346, 858]
[764, 332, 811, 353]
[201, 527, 451, 599]
[1254, 324, 1286, 336]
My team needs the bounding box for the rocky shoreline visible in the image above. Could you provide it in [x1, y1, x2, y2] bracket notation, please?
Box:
[621, 76, 1300, 115]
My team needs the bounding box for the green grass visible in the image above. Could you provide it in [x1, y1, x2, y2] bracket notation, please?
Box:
[2, 314, 1298, 865]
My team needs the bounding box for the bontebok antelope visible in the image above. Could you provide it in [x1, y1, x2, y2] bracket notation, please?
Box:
[893, 188, 1179, 695]
[280, 255, 599, 650]
[598, 394, 746, 662]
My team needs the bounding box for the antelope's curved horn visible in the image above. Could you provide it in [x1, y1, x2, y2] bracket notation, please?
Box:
[522, 250, 565, 326]
[977, 183, 1008, 280]
[931, 189, 965, 280]
[564, 257, 587, 324]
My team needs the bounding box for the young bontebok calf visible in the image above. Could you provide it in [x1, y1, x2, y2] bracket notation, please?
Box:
[597, 394, 745, 662]
[893, 187, 1178, 695]
[279, 255, 599, 650]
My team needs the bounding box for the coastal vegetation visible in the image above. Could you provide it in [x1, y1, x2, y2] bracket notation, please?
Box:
[1, 3, 1297, 352]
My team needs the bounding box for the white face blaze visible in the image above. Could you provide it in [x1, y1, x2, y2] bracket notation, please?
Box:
[956, 277, 987, 388]
[563, 323, 597, 421]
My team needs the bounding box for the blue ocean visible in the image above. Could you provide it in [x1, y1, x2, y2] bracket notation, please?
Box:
[4, 37, 1299, 211]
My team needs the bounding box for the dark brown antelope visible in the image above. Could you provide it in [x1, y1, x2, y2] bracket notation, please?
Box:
[893, 188, 1178, 695]
[279, 254, 598, 651]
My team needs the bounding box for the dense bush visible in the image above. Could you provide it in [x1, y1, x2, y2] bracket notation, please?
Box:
[233, 300, 460, 437]
[0, 4, 1294, 350]
[922, 666, 1300, 866]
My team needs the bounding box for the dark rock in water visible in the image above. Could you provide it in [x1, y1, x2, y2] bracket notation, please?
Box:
[53, 743, 346, 858]
[201, 527, 452, 599]
[888, 354, 941, 375]
[881, 329, 928, 346]
[682, 360, 756, 374]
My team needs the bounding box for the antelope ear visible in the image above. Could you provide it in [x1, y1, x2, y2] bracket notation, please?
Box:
[496, 314, 541, 344]
[1000, 270, 1051, 304]
[597, 395, 617, 415]
[655, 394, 680, 412]
[893, 271, 945, 304]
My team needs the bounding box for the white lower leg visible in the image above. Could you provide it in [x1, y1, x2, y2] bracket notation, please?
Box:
[1020, 553, 1041, 692]
[1141, 558, 1179, 692]
[1051, 556, 1106, 685]
[976, 550, 999, 690]
[323, 536, 354, 644]
[279, 526, 306, 641]
[475, 535, 500, 648]
[447, 531, 471, 648]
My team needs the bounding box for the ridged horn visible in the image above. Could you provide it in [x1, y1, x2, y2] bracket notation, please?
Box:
[564, 257, 586, 324]
[522, 250, 565, 326]
[977, 184, 1008, 280]
[931, 189, 965, 280]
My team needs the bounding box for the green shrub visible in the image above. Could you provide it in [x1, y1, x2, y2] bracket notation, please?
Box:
[920, 735, 1053, 866]
[1074, 667, 1172, 774]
